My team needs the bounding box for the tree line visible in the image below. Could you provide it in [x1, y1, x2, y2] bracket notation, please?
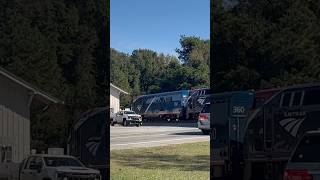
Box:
[212, 0, 320, 92]
[110, 36, 210, 108]
[0, 0, 107, 151]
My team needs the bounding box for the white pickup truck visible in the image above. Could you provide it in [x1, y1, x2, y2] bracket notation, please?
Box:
[19, 154, 101, 180]
[111, 110, 142, 126]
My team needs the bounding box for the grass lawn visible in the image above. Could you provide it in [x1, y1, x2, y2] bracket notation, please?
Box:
[110, 141, 209, 180]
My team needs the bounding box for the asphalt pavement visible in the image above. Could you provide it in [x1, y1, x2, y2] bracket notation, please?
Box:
[110, 123, 209, 150]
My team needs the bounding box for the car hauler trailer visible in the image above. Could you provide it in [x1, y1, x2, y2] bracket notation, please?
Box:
[68, 107, 108, 180]
[132, 90, 189, 122]
[186, 88, 211, 120]
[211, 84, 320, 180]
[131, 88, 210, 122]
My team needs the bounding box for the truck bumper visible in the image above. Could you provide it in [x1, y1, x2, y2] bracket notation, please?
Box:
[127, 120, 142, 125]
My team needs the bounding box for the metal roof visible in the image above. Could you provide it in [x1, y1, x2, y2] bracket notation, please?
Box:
[0, 67, 63, 104]
[110, 83, 129, 95]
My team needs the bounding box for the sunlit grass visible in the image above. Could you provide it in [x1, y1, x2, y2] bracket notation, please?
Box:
[110, 141, 210, 180]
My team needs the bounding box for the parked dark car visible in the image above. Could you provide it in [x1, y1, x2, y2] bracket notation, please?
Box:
[284, 130, 320, 180]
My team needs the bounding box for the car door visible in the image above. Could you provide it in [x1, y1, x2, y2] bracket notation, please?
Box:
[20, 156, 35, 180]
[30, 156, 45, 180]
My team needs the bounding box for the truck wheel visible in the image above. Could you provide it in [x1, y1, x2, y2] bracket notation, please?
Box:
[201, 130, 210, 135]
[123, 119, 127, 126]
[135, 124, 140, 127]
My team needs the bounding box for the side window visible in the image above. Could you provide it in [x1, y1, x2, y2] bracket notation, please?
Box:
[292, 91, 303, 106]
[281, 93, 292, 107]
[34, 157, 43, 168]
[28, 157, 42, 170]
[25, 157, 35, 169]
[304, 89, 320, 105]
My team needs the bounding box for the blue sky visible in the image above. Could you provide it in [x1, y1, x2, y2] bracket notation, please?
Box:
[111, 0, 210, 57]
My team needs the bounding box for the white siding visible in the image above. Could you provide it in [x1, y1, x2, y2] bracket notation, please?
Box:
[0, 105, 29, 163]
[110, 87, 120, 113]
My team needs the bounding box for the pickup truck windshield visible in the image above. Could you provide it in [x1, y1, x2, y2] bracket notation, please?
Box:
[124, 111, 135, 114]
[44, 157, 83, 167]
[291, 135, 320, 162]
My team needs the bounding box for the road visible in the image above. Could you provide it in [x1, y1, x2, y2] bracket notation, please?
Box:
[110, 123, 209, 150]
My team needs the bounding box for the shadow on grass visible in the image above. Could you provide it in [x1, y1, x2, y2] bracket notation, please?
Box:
[171, 131, 206, 136]
[112, 153, 210, 171]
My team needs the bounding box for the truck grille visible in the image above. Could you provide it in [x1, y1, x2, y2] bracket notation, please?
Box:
[64, 173, 97, 180]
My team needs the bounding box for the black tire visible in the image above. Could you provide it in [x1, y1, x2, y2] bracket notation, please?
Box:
[135, 124, 140, 127]
[201, 130, 210, 135]
[111, 121, 115, 126]
[123, 119, 127, 126]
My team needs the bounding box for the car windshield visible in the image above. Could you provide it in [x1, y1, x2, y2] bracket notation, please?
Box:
[44, 157, 83, 167]
[201, 104, 210, 113]
[291, 135, 320, 163]
[124, 111, 135, 114]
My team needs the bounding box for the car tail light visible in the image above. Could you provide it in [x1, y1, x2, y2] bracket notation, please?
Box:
[198, 114, 208, 121]
[284, 169, 313, 180]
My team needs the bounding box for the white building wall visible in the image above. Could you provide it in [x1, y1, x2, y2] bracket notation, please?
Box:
[110, 87, 121, 113]
[0, 105, 30, 163]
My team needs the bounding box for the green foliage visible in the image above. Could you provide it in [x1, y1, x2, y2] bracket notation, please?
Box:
[111, 142, 210, 180]
[0, 0, 107, 151]
[212, 0, 320, 92]
[110, 36, 210, 107]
